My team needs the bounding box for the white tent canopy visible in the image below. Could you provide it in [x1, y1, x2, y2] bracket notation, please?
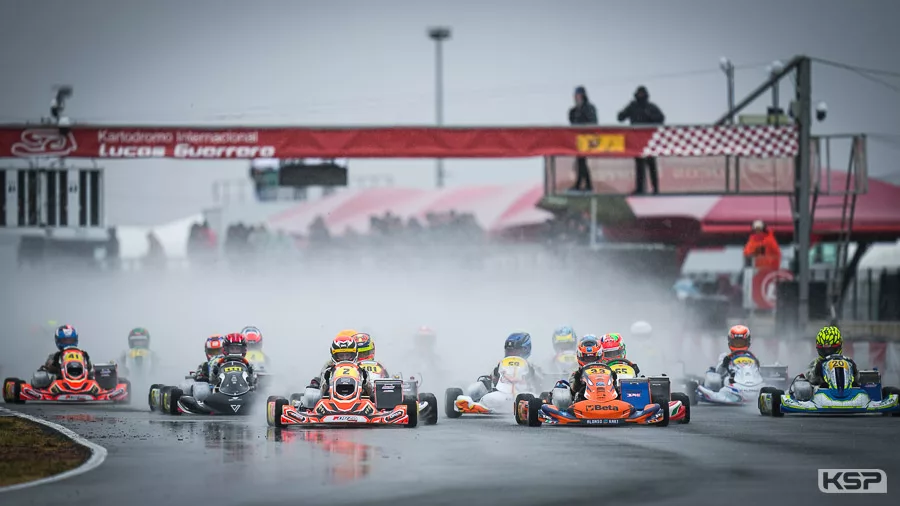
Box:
[117, 213, 204, 260]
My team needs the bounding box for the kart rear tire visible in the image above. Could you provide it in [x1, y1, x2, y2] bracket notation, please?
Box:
[404, 399, 418, 428]
[671, 392, 691, 424]
[148, 384, 161, 411]
[882, 387, 900, 417]
[527, 396, 543, 427]
[514, 393, 533, 425]
[3, 378, 24, 404]
[759, 387, 778, 416]
[418, 393, 438, 425]
[445, 387, 463, 419]
[686, 380, 699, 406]
[769, 388, 785, 417]
[117, 378, 132, 405]
[162, 386, 183, 415]
[267, 396, 287, 428]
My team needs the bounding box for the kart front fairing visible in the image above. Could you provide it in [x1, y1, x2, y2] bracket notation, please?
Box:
[779, 388, 900, 413]
[696, 361, 768, 405]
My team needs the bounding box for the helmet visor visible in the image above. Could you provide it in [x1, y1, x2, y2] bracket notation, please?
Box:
[130, 337, 149, 349]
[224, 343, 245, 356]
[817, 344, 841, 358]
[729, 337, 750, 350]
[333, 351, 357, 363]
[57, 337, 78, 348]
[603, 347, 625, 360]
[578, 351, 600, 365]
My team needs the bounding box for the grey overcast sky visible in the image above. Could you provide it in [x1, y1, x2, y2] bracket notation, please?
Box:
[1, 0, 899, 225]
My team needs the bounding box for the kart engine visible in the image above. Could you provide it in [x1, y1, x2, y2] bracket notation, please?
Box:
[552, 386, 573, 410]
[790, 376, 813, 401]
[31, 370, 52, 388]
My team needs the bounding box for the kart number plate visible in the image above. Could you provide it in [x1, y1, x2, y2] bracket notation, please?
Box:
[828, 360, 848, 369]
[223, 366, 243, 373]
[336, 366, 360, 378]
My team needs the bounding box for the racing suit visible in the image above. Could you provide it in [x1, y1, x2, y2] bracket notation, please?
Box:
[41, 349, 93, 378]
[116, 348, 159, 376]
[567, 362, 619, 401]
[314, 360, 374, 398]
[805, 356, 859, 387]
[193, 355, 222, 383]
[714, 351, 758, 383]
[489, 358, 543, 392]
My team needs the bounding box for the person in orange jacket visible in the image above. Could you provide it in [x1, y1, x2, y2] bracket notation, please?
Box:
[743, 220, 781, 270]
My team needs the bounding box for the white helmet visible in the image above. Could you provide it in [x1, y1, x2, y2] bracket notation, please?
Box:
[630, 321, 652, 338]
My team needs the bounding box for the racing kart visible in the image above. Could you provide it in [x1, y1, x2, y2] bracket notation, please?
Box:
[683, 352, 788, 406]
[358, 361, 438, 425]
[3, 348, 130, 404]
[445, 356, 540, 418]
[148, 360, 260, 415]
[515, 361, 689, 427]
[267, 361, 418, 428]
[758, 354, 900, 417]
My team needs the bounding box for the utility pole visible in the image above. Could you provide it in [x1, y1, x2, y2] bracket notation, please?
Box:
[428, 26, 451, 188]
[794, 56, 813, 337]
[719, 58, 735, 124]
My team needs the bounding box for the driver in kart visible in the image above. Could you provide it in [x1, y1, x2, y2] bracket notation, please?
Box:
[712, 325, 758, 384]
[805, 326, 859, 387]
[209, 333, 257, 386]
[40, 325, 93, 378]
[413, 326, 438, 362]
[310, 334, 374, 398]
[562, 336, 618, 401]
[549, 326, 578, 372]
[117, 327, 158, 371]
[356, 332, 390, 379]
[193, 334, 224, 383]
[241, 326, 269, 368]
[477, 332, 543, 393]
[600, 333, 639, 374]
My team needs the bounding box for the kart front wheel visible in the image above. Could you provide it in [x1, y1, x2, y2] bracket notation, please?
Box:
[2, 378, 24, 404]
[444, 388, 463, 419]
[403, 399, 418, 428]
[514, 393, 533, 425]
[418, 393, 438, 425]
[882, 387, 900, 417]
[769, 388, 785, 417]
[686, 380, 699, 406]
[671, 392, 691, 424]
[527, 396, 543, 427]
[267, 396, 287, 428]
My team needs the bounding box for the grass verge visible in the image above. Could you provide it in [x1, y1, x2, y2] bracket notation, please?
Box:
[0, 416, 90, 487]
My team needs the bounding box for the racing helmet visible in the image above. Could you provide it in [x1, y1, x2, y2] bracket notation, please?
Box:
[242, 326, 263, 351]
[552, 326, 577, 353]
[576, 337, 603, 367]
[504, 332, 532, 359]
[55, 325, 79, 350]
[223, 333, 248, 358]
[128, 327, 150, 350]
[331, 334, 358, 364]
[355, 333, 375, 361]
[630, 321, 652, 339]
[815, 326, 842, 358]
[727, 325, 751, 352]
[205, 334, 224, 359]
[414, 326, 436, 352]
[600, 333, 626, 360]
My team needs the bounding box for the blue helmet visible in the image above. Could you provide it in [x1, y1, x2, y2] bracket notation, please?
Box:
[504, 332, 532, 359]
[55, 325, 79, 350]
[552, 326, 577, 353]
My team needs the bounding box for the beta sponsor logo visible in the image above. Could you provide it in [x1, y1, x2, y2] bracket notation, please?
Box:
[322, 415, 366, 423]
[818, 469, 886, 494]
[585, 404, 619, 412]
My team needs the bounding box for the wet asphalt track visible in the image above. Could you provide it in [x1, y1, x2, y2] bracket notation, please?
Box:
[2, 402, 898, 506]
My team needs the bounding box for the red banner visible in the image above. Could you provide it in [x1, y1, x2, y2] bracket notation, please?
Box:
[0, 126, 655, 160]
[0, 124, 797, 160]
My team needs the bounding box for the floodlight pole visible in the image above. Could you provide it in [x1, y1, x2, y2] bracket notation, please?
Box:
[428, 27, 451, 188]
[795, 57, 813, 337]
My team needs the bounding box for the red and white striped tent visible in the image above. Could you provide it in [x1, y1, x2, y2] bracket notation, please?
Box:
[266, 183, 548, 235]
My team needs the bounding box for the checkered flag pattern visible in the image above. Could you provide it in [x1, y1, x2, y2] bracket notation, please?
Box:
[641, 125, 799, 158]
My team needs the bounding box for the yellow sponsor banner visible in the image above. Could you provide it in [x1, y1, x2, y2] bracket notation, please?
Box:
[576, 134, 625, 153]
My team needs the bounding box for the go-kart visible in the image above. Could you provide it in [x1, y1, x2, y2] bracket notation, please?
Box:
[515, 361, 689, 427]
[120, 348, 157, 381]
[3, 348, 130, 404]
[358, 360, 438, 425]
[149, 360, 260, 415]
[758, 354, 900, 417]
[605, 358, 690, 422]
[267, 361, 417, 428]
[683, 352, 788, 406]
[445, 356, 540, 418]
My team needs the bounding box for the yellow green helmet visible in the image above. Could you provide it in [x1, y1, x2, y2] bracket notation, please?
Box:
[815, 326, 842, 358]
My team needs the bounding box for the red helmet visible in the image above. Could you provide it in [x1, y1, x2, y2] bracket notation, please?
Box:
[577, 337, 604, 367]
[205, 334, 224, 359]
[223, 333, 248, 358]
[728, 325, 751, 352]
[241, 326, 262, 350]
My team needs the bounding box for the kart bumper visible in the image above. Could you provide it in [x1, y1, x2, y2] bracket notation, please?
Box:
[760, 391, 900, 415]
[272, 404, 413, 427]
[538, 403, 665, 426]
[454, 394, 513, 415]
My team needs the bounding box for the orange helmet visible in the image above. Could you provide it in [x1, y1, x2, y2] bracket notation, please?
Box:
[336, 329, 358, 340]
[728, 325, 751, 352]
[577, 336, 604, 367]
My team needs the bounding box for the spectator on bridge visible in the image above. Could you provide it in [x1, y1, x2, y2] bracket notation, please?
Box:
[743, 220, 781, 271]
[569, 86, 597, 192]
[617, 86, 665, 194]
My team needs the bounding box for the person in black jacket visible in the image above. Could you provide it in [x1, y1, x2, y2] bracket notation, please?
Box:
[569, 86, 598, 192]
[617, 86, 665, 194]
